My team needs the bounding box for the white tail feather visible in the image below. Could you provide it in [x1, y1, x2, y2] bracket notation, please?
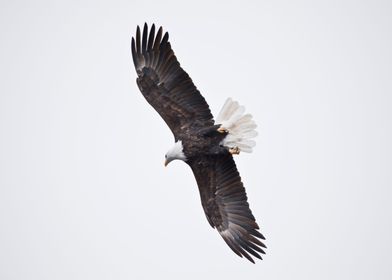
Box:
[215, 98, 258, 153]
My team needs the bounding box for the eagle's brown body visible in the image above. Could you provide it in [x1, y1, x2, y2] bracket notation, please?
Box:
[131, 23, 266, 263]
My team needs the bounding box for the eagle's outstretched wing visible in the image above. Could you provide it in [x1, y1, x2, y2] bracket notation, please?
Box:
[131, 23, 214, 139]
[188, 153, 266, 263]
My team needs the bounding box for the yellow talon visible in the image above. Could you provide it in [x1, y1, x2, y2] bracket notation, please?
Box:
[229, 147, 240, 155]
[217, 126, 228, 134]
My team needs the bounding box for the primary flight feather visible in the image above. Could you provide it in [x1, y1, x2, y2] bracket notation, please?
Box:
[131, 23, 266, 263]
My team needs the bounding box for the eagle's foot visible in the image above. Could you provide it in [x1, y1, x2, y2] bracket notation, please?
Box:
[229, 147, 240, 155]
[217, 126, 228, 134]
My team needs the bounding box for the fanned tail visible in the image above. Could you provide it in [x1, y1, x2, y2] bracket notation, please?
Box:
[215, 98, 257, 153]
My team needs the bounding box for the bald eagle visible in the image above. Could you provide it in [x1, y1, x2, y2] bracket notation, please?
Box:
[131, 23, 266, 263]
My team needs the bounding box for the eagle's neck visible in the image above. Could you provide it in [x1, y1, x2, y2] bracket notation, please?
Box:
[166, 140, 187, 162]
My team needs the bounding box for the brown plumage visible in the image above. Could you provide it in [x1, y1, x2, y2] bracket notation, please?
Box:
[131, 23, 266, 263]
[131, 23, 213, 140]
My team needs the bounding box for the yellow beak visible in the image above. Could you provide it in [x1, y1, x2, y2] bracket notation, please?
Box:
[164, 158, 173, 167]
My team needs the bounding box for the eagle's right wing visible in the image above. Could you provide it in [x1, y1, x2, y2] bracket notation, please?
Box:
[187, 153, 266, 263]
[131, 23, 214, 139]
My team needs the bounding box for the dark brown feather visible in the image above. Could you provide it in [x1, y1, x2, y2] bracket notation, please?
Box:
[188, 154, 266, 263]
[131, 23, 213, 139]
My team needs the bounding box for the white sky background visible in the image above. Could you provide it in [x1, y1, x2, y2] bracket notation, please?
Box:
[1, 0, 391, 279]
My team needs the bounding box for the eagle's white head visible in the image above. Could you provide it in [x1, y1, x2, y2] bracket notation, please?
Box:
[165, 140, 187, 166]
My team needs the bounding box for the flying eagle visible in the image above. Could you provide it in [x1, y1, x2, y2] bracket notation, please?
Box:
[131, 23, 266, 263]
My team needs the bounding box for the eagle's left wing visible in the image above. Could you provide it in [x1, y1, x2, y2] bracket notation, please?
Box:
[187, 153, 266, 263]
[131, 23, 214, 140]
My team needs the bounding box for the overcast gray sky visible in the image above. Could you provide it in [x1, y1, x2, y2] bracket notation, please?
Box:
[1, 0, 392, 279]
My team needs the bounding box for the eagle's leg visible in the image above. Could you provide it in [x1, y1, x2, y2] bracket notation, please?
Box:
[200, 125, 226, 137]
[229, 147, 240, 155]
[217, 126, 228, 134]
